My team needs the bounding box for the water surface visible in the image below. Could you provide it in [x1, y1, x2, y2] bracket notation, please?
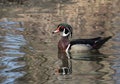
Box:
[0, 0, 120, 84]
[0, 19, 26, 84]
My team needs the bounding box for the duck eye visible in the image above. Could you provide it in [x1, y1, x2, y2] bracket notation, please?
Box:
[59, 26, 64, 31]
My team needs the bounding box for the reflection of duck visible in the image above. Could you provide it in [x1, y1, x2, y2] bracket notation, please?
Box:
[72, 50, 106, 61]
[55, 52, 72, 75]
[52, 23, 112, 58]
[55, 51, 105, 75]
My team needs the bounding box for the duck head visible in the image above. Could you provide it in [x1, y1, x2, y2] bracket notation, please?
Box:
[52, 23, 73, 38]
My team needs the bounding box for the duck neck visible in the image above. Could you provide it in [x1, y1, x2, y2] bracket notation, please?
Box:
[61, 36, 69, 39]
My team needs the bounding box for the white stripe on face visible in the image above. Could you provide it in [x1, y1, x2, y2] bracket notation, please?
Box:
[62, 28, 70, 37]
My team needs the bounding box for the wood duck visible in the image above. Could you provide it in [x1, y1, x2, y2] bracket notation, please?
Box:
[52, 23, 112, 58]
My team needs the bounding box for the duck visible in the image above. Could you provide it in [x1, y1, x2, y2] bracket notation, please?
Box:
[52, 23, 112, 59]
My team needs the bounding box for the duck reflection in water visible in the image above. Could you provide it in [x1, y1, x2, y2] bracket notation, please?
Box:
[72, 50, 107, 61]
[56, 52, 72, 75]
[55, 50, 106, 75]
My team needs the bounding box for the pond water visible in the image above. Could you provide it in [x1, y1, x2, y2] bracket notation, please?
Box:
[0, 19, 119, 84]
[0, 19, 26, 84]
[0, 0, 120, 84]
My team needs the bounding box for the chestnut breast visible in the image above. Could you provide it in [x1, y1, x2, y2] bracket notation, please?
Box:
[58, 37, 70, 52]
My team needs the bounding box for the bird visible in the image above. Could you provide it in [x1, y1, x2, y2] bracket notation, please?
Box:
[52, 23, 112, 59]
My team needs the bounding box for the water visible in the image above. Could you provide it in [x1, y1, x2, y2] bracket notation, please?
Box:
[1, 19, 116, 84]
[51, 52, 112, 83]
[0, 19, 26, 84]
[112, 33, 120, 84]
[0, 0, 120, 84]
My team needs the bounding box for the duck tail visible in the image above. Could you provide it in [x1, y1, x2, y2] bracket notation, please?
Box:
[93, 36, 112, 49]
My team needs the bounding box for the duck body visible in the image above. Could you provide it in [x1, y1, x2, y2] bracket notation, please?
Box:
[67, 36, 112, 53]
[52, 23, 112, 58]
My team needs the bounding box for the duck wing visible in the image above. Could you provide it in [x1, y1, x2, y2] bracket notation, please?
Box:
[92, 36, 112, 49]
[70, 37, 101, 46]
[70, 36, 112, 49]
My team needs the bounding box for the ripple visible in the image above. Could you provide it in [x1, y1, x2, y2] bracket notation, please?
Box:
[0, 20, 26, 84]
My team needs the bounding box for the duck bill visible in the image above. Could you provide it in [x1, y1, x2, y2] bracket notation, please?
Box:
[52, 29, 59, 34]
[52, 26, 60, 34]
